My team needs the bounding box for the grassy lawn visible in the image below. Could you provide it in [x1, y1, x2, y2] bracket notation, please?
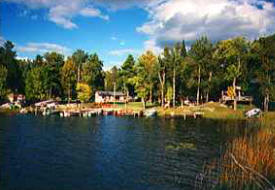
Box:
[155, 102, 255, 119]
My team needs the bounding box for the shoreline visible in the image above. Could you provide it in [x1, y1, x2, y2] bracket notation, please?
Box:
[0, 102, 267, 120]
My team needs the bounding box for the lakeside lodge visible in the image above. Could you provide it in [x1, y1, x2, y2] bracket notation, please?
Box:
[95, 91, 127, 103]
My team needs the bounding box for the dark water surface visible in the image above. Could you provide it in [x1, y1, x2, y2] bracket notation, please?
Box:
[0, 115, 248, 190]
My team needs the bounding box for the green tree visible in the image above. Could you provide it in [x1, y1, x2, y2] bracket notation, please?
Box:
[166, 85, 173, 107]
[82, 53, 104, 94]
[119, 54, 136, 99]
[61, 57, 77, 102]
[137, 50, 158, 102]
[157, 47, 170, 107]
[171, 42, 187, 107]
[189, 36, 213, 105]
[129, 51, 158, 109]
[25, 67, 48, 100]
[0, 41, 22, 92]
[34, 55, 44, 66]
[129, 74, 150, 109]
[44, 52, 64, 97]
[0, 65, 8, 99]
[253, 35, 275, 111]
[76, 83, 92, 103]
[177, 41, 188, 104]
[104, 66, 120, 91]
[214, 37, 248, 110]
[72, 49, 88, 83]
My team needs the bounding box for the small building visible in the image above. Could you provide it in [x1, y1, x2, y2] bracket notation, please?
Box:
[95, 91, 126, 103]
[221, 86, 253, 104]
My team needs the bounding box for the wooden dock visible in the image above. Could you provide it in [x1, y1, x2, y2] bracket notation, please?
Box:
[27, 105, 204, 120]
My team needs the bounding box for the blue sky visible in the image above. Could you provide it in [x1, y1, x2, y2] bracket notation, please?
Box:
[1, 0, 275, 69]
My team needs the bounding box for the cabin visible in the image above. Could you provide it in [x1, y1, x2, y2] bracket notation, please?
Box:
[95, 91, 127, 103]
[221, 86, 253, 104]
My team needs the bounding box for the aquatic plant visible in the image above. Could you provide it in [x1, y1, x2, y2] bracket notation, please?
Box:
[195, 114, 275, 190]
[165, 142, 197, 151]
[219, 129, 275, 189]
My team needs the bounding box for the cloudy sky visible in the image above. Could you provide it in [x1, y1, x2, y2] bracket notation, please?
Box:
[1, 0, 275, 69]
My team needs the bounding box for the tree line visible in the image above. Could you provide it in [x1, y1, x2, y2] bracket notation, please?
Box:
[0, 33, 275, 111]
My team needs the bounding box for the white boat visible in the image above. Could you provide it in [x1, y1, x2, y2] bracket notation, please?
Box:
[144, 109, 157, 117]
[245, 108, 262, 118]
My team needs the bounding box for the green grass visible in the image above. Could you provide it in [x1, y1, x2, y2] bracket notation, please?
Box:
[113, 102, 155, 111]
[154, 102, 253, 119]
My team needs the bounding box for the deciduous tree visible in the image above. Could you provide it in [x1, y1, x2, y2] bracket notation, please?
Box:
[214, 37, 248, 110]
[137, 50, 158, 103]
[25, 67, 48, 100]
[61, 57, 77, 102]
[76, 83, 91, 103]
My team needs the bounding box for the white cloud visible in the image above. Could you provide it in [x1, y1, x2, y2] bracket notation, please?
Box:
[16, 42, 71, 55]
[111, 36, 117, 41]
[80, 7, 109, 20]
[5, 0, 109, 29]
[94, 0, 164, 11]
[137, 0, 275, 49]
[109, 48, 140, 56]
[16, 56, 31, 60]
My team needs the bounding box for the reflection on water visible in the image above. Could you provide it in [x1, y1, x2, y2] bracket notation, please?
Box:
[0, 115, 252, 190]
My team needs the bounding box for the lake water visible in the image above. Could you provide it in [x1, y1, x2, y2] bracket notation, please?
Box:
[0, 115, 249, 190]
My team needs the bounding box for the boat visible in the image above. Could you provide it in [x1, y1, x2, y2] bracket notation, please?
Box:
[245, 108, 262, 118]
[144, 108, 157, 117]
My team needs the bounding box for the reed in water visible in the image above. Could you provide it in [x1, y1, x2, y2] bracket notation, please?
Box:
[195, 114, 275, 190]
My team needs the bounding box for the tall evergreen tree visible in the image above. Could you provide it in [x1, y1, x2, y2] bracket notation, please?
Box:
[0, 41, 21, 91]
[189, 36, 213, 105]
[253, 35, 275, 111]
[119, 54, 136, 98]
[72, 49, 88, 83]
[43, 52, 64, 97]
[157, 47, 170, 107]
[82, 53, 104, 93]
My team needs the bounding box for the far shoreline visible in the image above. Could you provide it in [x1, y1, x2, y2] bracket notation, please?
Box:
[1, 102, 272, 121]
